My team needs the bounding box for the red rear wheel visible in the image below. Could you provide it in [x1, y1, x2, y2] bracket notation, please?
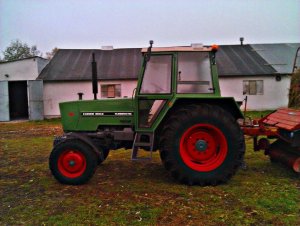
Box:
[180, 124, 228, 172]
[159, 104, 245, 186]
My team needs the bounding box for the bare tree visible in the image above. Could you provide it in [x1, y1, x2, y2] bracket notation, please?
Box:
[2, 39, 42, 61]
[46, 47, 59, 59]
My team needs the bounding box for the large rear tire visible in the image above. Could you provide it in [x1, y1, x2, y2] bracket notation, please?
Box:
[49, 140, 98, 185]
[159, 104, 245, 185]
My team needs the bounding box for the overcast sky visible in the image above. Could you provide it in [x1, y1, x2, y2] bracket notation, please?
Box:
[0, 0, 299, 57]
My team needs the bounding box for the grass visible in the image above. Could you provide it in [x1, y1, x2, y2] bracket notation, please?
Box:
[244, 110, 274, 119]
[0, 112, 300, 225]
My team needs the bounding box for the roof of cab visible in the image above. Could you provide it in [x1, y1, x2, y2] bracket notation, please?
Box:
[141, 46, 213, 52]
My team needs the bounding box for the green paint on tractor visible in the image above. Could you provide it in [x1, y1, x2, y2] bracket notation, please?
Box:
[50, 41, 246, 186]
[60, 98, 135, 131]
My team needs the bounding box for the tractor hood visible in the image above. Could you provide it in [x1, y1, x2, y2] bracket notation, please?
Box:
[60, 98, 134, 132]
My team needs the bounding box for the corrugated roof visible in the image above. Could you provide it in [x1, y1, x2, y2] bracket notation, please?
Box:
[216, 45, 276, 76]
[38, 48, 142, 81]
[38, 43, 299, 81]
[250, 43, 300, 74]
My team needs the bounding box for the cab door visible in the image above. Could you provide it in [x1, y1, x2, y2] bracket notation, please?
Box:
[135, 54, 175, 132]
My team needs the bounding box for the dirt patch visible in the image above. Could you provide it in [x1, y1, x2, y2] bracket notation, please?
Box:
[0, 124, 62, 139]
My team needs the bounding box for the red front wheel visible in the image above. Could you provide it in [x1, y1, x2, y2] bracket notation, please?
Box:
[49, 140, 97, 185]
[57, 149, 87, 178]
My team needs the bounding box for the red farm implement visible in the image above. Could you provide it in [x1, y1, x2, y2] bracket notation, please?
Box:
[241, 108, 300, 173]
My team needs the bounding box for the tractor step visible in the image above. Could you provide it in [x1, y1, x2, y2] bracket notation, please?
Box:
[134, 142, 152, 147]
[131, 132, 154, 161]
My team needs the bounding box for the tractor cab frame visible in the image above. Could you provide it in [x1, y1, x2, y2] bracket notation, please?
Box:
[135, 45, 222, 132]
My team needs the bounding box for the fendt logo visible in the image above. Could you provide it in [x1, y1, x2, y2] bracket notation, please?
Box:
[81, 112, 133, 117]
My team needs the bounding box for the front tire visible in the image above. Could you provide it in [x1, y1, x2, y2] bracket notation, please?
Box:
[49, 140, 98, 185]
[159, 104, 245, 185]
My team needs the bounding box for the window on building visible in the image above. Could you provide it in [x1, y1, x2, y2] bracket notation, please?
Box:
[243, 80, 263, 95]
[101, 84, 121, 98]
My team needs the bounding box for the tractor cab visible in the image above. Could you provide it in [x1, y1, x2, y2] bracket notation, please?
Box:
[135, 43, 221, 131]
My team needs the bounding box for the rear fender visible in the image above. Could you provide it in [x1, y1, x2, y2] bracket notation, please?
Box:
[154, 97, 244, 148]
[171, 97, 244, 120]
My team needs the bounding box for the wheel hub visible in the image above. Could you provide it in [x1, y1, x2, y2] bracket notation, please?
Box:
[185, 131, 216, 162]
[179, 123, 228, 172]
[69, 160, 76, 166]
[58, 149, 87, 178]
[195, 140, 207, 152]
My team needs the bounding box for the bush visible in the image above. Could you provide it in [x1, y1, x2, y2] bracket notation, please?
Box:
[288, 69, 300, 108]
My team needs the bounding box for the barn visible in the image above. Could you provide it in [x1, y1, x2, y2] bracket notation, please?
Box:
[38, 43, 300, 118]
[0, 57, 49, 121]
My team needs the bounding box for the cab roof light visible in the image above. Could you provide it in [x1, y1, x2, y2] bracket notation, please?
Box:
[211, 44, 219, 51]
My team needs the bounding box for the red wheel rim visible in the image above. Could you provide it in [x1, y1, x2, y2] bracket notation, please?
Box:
[179, 123, 228, 172]
[58, 149, 87, 178]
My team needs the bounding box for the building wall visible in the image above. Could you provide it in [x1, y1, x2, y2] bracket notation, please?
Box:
[44, 75, 291, 117]
[219, 75, 291, 110]
[0, 57, 48, 121]
[43, 80, 137, 117]
[0, 57, 48, 81]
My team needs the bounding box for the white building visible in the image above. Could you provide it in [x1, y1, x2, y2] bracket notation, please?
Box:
[217, 44, 300, 110]
[38, 43, 300, 118]
[38, 49, 140, 118]
[0, 57, 48, 121]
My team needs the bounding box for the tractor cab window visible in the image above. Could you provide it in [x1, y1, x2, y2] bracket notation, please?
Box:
[140, 55, 172, 94]
[138, 99, 167, 128]
[177, 52, 213, 93]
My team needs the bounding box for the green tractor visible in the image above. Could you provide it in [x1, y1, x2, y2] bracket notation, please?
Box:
[49, 41, 245, 186]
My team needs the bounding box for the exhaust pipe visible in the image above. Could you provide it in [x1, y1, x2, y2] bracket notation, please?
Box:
[268, 145, 300, 173]
[91, 53, 98, 100]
